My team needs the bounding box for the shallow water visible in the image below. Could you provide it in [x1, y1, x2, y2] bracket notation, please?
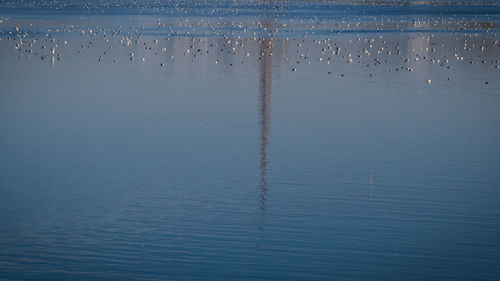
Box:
[1, 1, 500, 280]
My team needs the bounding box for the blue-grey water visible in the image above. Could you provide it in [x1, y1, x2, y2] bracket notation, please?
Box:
[1, 1, 500, 280]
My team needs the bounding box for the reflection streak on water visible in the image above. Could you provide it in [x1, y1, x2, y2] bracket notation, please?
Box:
[258, 22, 274, 234]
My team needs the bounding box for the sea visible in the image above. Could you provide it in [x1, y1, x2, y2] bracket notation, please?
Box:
[1, 1, 499, 280]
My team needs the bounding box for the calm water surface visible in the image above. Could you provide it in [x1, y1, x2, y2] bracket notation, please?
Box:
[1, 1, 500, 280]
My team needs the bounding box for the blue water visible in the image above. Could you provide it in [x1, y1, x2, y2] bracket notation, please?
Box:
[1, 1, 500, 280]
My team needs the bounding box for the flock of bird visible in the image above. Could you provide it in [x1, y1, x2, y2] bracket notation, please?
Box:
[1, 1, 499, 84]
